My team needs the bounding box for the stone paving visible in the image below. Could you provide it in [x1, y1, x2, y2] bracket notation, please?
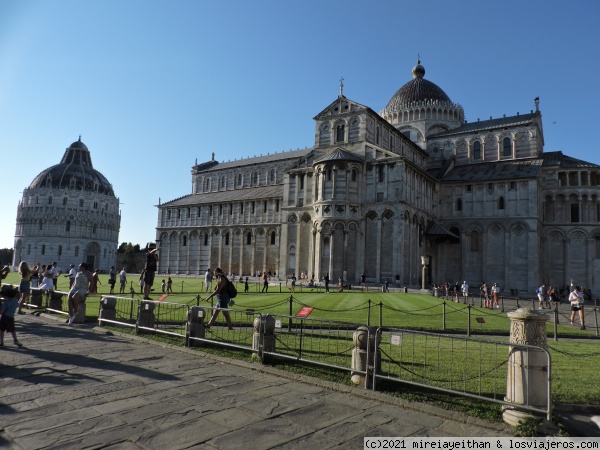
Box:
[1, 313, 513, 449]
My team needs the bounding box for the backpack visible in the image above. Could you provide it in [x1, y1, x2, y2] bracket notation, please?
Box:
[227, 280, 238, 298]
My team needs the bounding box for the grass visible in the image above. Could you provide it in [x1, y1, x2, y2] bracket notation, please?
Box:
[5, 271, 600, 418]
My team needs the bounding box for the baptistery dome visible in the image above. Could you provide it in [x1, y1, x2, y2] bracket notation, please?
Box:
[13, 138, 120, 273]
[28, 137, 115, 196]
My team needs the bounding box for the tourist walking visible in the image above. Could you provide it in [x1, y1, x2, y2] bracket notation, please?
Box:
[167, 276, 173, 294]
[290, 273, 296, 294]
[492, 282, 500, 308]
[17, 261, 32, 315]
[108, 266, 117, 294]
[261, 271, 268, 293]
[324, 273, 330, 293]
[461, 281, 469, 302]
[205, 268, 233, 330]
[66, 264, 76, 288]
[0, 286, 24, 348]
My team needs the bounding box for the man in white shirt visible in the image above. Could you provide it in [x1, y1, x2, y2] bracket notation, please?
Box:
[50, 262, 61, 290]
[119, 267, 127, 294]
[461, 281, 469, 301]
[66, 264, 77, 288]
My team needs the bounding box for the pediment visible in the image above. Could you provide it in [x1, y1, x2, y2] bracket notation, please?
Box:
[313, 96, 368, 120]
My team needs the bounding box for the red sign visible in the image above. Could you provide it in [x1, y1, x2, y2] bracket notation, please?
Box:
[296, 306, 314, 317]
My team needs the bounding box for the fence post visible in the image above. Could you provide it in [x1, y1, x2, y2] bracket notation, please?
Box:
[467, 304, 471, 337]
[442, 301, 446, 331]
[501, 296, 505, 312]
[288, 296, 293, 332]
[379, 302, 383, 329]
[181, 281, 184, 293]
[531, 298, 535, 310]
[196, 294, 200, 306]
[595, 307, 599, 337]
[554, 303, 559, 342]
[367, 299, 371, 328]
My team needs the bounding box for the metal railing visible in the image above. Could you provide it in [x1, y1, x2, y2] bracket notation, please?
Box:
[373, 327, 552, 421]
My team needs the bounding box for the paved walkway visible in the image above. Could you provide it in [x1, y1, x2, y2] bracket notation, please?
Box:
[0, 313, 515, 449]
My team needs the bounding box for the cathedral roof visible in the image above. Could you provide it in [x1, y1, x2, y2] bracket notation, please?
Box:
[382, 60, 458, 115]
[28, 138, 115, 196]
[542, 151, 600, 169]
[195, 148, 313, 173]
[315, 148, 363, 164]
[440, 159, 543, 183]
[162, 184, 283, 207]
[429, 112, 540, 138]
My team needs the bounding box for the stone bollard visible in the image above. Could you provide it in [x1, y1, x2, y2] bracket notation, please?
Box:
[252, 315, 276, 356]
[188, 306, 206, 347]
[99, 296, 117, 324]
[503, 308, 550, 426]
[73, 299, 87, 324]
[138, 300, 156, 332]
[30, 288, 44, 307]
[351, 325, 381, 386]
[48, 291, 64, 311]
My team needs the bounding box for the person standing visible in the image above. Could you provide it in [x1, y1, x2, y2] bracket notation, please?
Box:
[30, 264, 39, 288]
[17, 261, 31, 315]
[205, 268, 212, 293]
[39, 264, 55, 290]
[492, 282, 500, 308]
[0, 286, 23, 348]
[461, 281, 469, 302]
[360, 273, 366, 291]
[143, 242, 159, 300]
[261, 271, 268, 293]
[324, 273, 330, 293]
[290, 273, 296, 294]
[205, 268, 233, 330]
[108, 266, 117, 294]
[51, 262, 61, 290]
[89, 269, 101, 294]
[569, 286, 585, 329]
[119, 267, 127, 294]
[244, 277, 249, 293]
[167, 276, 173, 294]
[537, 283, 547, 309]
[66, 264, 76, 289]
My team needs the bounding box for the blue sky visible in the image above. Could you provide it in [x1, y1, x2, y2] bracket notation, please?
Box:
[1, 0, 599, 250]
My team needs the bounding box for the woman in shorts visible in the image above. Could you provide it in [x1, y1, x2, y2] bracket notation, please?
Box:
[17, 261, 32, 315]
[205, 268, 233, 330]
[569, 286, 585, 329]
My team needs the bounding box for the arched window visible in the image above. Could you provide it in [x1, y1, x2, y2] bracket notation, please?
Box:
[93, 225, 97, 234]
[473, 141, 481, 160]
[41, 244, 45, 255]
[336, 124, 345, 142]
[58, 245, 62, 256]
[246, 233, 252, 245]
[503, 137, 511, 157]
[66, 221, 71, 232]
[39, 220, 43, 230]
[74, 246, 79, 257]
[253, 172, 258, 185]
[456, 198, 462, 211]
[498, 196, 505, 210]
[271, 231, 276, 245]
[48, 196, 52, 205]
[238, 174, 242, 186]
[225, 233, 229, 245]
[327, 169, 332, 181]
[270, 169, 275, 183]
[63, 197, 68, 205]
[182, 235, 187, 246]
[204, 233, 209, 246]
[351, 169, 357, 182]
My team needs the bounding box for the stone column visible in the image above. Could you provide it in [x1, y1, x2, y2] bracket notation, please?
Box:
[503, 308, 550, 426]
[188, 306, 206, 347]
[252, 315, 276, 358]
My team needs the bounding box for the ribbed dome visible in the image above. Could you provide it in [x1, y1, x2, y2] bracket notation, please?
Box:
[383, 60, 453, 113]
[28, 138, 115, 196]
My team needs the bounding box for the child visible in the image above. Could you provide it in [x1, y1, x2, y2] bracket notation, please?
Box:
[1, 286, 24, 348]
[161, 279, 166, 294]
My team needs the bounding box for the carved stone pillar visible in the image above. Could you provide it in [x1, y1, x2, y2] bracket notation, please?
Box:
[503, 308, 550, 426]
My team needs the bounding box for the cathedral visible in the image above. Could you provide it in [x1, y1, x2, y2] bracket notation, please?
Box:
[156, 61, 600, 294]
[12, 138, 120, 272]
